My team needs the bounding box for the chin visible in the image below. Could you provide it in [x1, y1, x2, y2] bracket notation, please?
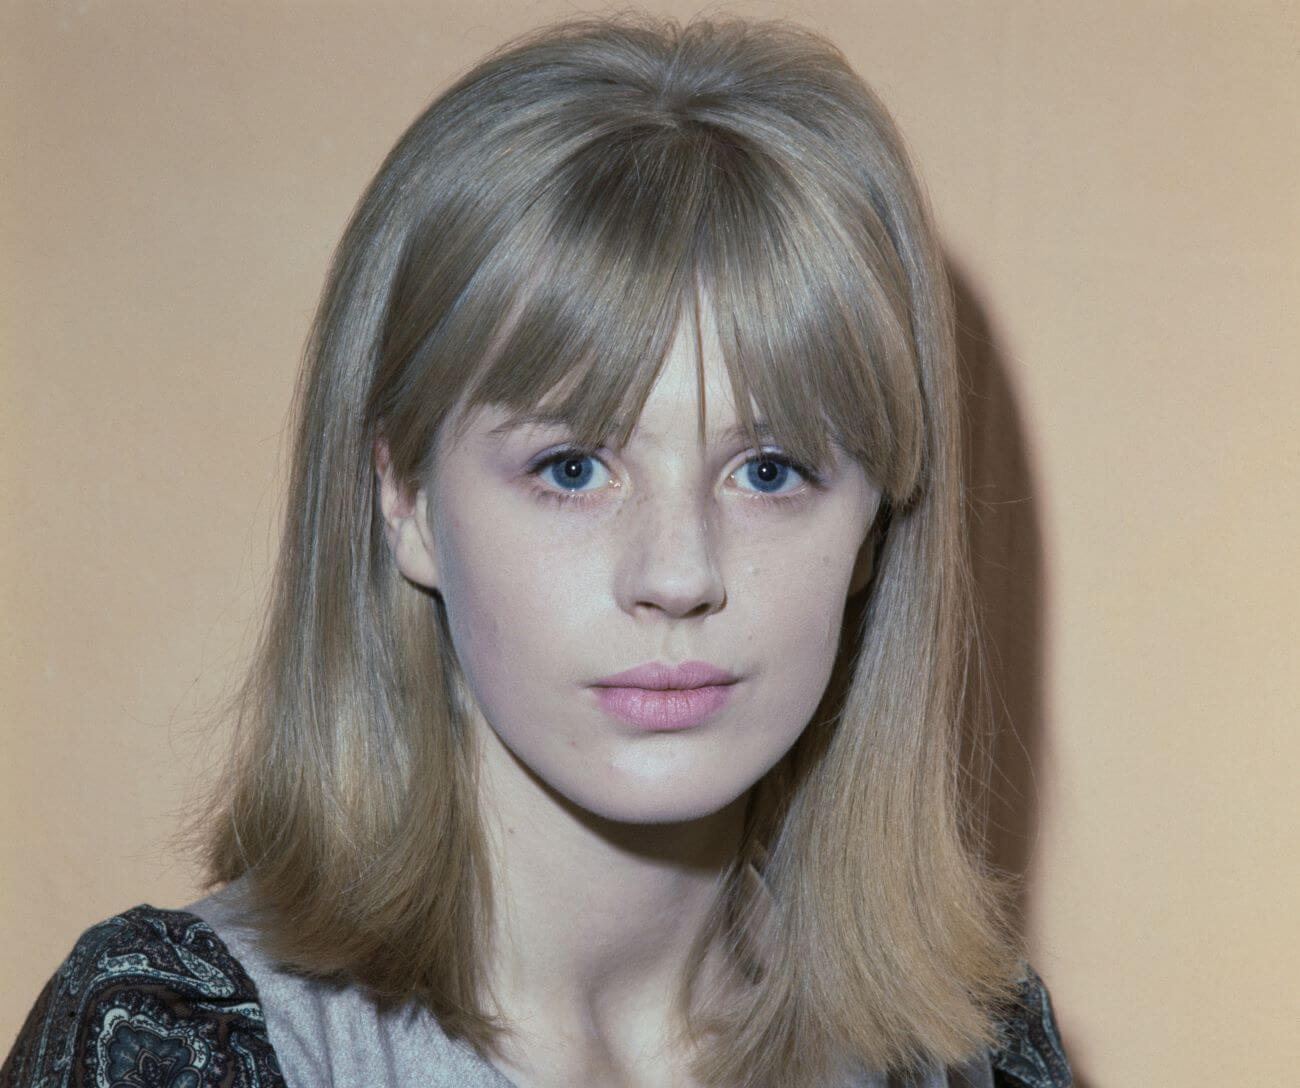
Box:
[576, 786, 745, 826]
[557, 756, 763, 827]
[476, 710, 789, 829]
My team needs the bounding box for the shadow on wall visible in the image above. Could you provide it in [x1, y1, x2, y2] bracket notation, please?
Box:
[950, 258, 1045, 932]
[949, 260, 1093, 1088]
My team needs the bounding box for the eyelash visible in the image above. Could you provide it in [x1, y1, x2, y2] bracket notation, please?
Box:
[524, 446, 824, 509]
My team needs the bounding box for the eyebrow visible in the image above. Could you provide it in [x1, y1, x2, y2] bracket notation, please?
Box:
[486, 410, 778, 447]
[485, 410, 573, 438]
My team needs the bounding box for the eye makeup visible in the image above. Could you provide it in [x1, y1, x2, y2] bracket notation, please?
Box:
[522, 444, 826, 511]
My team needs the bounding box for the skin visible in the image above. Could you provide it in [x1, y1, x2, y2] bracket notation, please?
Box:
[379, 302, 881, 1087]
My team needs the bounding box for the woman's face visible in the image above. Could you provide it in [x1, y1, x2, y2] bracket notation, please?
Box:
[383, 305, 881, 824]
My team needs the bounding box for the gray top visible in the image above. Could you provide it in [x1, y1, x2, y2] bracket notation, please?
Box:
[190, 881, 514, 1088]
[188, 879, 998, 1088]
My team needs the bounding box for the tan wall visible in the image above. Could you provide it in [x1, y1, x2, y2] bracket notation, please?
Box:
[4, 3, 1297, 1083]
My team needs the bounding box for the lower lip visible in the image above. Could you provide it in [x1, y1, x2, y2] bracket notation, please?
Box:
[593, 684, 734, 731]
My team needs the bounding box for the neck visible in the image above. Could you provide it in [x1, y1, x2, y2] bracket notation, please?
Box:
[474, 726, 747, 1080]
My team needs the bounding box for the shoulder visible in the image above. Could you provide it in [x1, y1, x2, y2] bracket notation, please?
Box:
[2, 904, 287, 1087]
[986, 964, 1073, 1088]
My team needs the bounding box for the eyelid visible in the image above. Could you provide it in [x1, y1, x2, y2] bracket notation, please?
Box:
[523, 443, 824, 507]
[730, 448, 824, 488]
[525, 444, 609, 475]
[525, 446, 616, 503]
[714, 449, 822, 514]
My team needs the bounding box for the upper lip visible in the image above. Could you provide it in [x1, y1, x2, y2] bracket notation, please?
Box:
[592, 661, 739, 689]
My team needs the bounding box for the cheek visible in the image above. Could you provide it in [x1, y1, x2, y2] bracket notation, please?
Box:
[435, 526, 504, 671]
[730, 522, 865, 748]
[737, 530, 859, 655]
[769, 578, 851, 726]
[433, 502, 604, 698]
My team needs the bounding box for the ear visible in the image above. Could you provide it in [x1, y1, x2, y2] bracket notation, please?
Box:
[848, 497, 887, 597]
[375, 439, 440, 590]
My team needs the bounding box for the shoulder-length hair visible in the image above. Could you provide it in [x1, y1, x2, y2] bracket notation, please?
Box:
[199, 12, 1020, 1083]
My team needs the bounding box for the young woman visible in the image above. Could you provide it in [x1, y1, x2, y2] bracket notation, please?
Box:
[5, 13, 1072, 1087]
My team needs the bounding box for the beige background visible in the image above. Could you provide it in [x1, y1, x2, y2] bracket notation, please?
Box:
[4, 2, 1297, 1084]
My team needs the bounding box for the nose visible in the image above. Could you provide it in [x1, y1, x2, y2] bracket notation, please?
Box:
[615, 488, 726, 620]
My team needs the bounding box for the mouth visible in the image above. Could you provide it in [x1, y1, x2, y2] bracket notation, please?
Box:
[590, 660, 739, 731]
[594, 660, 738, 689]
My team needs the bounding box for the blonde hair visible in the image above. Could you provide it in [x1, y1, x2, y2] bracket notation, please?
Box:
[199, 11, 1020, 1083]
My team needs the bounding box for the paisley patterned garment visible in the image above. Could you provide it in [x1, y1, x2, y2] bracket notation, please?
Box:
[2, 908, 284, 1088]
[3, 906, 1071, 1087]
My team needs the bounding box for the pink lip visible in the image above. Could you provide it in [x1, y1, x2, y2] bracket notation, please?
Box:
[595, 661, 738, 689]
[592, 660, 739, 731]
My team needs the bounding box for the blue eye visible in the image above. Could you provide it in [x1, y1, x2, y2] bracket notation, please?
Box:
[736, 454, 804, 495]
[538, 452, 610, 492]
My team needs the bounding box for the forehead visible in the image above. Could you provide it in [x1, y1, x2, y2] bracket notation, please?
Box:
[480, 305, 769, 450]
[431, 277, 853, 483]
[624, 311, 738, 439]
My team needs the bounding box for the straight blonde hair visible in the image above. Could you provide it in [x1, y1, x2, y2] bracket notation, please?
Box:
[197, 12, 1021, 1083]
